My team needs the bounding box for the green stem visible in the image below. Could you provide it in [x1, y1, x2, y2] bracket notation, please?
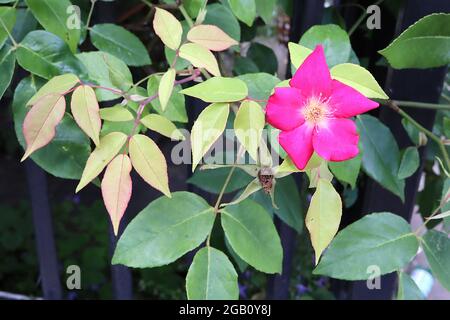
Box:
[133, 74, 153, 88]
[179, 3, 194, 27]
[214, 167, 236, 212]
[442, 94, 450, 104]
[393, 100, 450, 111]
[414, 193, 450, 235]
[86, 0, 97, 29]
[348, 0, 385, 36]
[386, 100, 450, 171]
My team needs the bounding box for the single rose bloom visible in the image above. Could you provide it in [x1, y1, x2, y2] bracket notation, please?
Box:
[266, 44, 379, 170]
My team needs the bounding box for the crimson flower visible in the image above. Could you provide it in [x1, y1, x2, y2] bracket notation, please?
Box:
[266, 45, 379, 170]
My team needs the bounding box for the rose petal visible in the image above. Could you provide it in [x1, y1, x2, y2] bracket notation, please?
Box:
[329, 80, 379, 118]
[290, 45, 332, 97]
[279, 124, 314, 170]
[313, 118, 359, 161]
[266, 87, 306, 131]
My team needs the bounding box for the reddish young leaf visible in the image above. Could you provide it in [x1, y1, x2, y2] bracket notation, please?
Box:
[101, 154, 132, 235]
[187, 25, 238, 51]
[21, 94, 66, 161]
[71, 85, 102, 146]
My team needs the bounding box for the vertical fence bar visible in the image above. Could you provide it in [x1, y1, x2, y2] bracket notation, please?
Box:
[266, 0, 325, 300]
[92, 0, 134, 300]
[25, 160, 62, 299]
[346, 0, 450, 300]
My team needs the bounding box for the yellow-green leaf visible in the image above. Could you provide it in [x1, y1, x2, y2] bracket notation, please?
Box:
[234, 100, 264, 160]
[27, 74, 79, 106]
[99, 105, 134, 122]
[158, 68, 176, 111]
[306, 179, 342, 265]
[71, 85, 102, 146]
[101, 154, 132, 235]
[76, 132, 128, 192]
[21, 94, 66, 161]
[330, 63, 389, 99]
[180, 77, 248, 102]
[307, 161, 333, 188]
[288, 42, 312, 69]
[187, 24, 238, 51]
[191, 103, 229, 171]
[129, 134, 171, 197]
[140, 114, 185, 141]
[153, 8, 182, 50]
[179, 43, 221, 76]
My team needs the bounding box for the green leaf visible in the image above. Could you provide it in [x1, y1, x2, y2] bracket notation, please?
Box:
[147, 74, 188, 123]
[0, 44, 15, 100]
[379, 13, 450, 69]
[397, 272, 424, 300]
[421, 230, 450, 291]
[186, 246, 239, 300]
[16, 30, 87, 80]
[191, 103, 230, 171]
[204, 3, 240, 42]
[225, 236, 248, 272]
[153, 7, 182, 50]
[314, 212, 419, 280]
[11, 7, 37, 43]
[234, 101, 264, 160]
[221, 199, 282, 274]
[256, 0, 276, 24]
[179, 43, 221, 76]
[299, 24, 351, 68]
[180, 77, 248, 102]
[233, 56, 259, 75]
[188, 167, 254, 194]
[184, 0, 205, 18]
[224, 178, 262, 206]
[237, 73, 279, 101]
[158, 68, 176, 111]
[247, 42, 278, 75]
[329, 153, 362, 189]
[306, 179, 342, 264]
[129, 134, 171, 197]
[273, 175, 303, 233]
[27, 74, 79, 106]
[112, 192, 215, 268]
[76, 51, 133, 101]
[357, 115, 405, 201]
[0, 7, 16, 49]
[90, 24, 151, 66]
[25, 0, 81, 52]
[13, 77, 90, 180]
[76, 132, 128, 192]
[99, 105, 134, 122]
[330, 63, 389, 99]
[398, 146, 420, 179]
[228, 0, 256, 27]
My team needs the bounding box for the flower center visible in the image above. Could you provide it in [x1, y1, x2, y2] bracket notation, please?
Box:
[302, 96, 329, 125]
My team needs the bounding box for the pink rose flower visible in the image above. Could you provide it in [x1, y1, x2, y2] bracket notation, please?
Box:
[266, 45, 379, 170]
